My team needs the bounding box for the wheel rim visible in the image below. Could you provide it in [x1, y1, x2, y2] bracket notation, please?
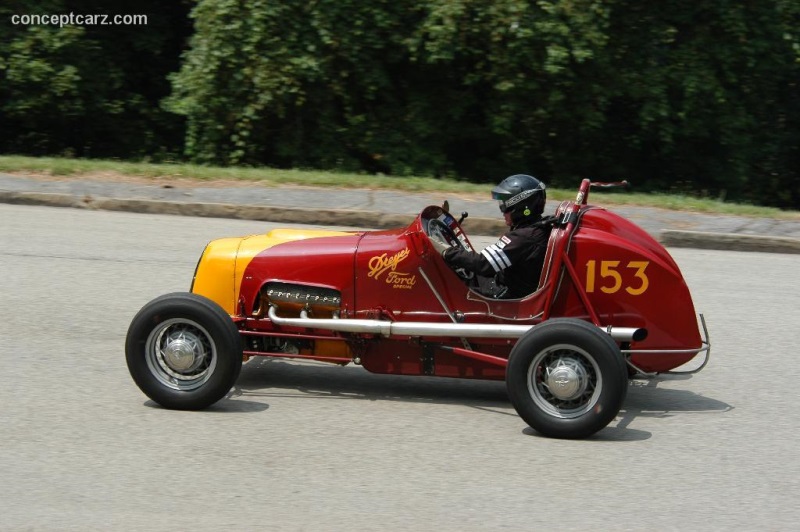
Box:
[526, 344, 602, 419]
[145, 318, 217, 391]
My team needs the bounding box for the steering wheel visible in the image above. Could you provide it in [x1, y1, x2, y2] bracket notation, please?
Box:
[427, 219, 467, 251]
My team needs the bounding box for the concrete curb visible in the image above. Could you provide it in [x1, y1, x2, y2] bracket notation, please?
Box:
[661, 230, 800, 254]
[0, 190, 510, 233]
[3, 190, 799, 254]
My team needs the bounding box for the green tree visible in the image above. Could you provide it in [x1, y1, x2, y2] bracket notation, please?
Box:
[0, 0, 191, 158]
[596, 0, 799, 204]
[168, 0, 615, 179]
[168, 0, 431, 171]
[3, 0, 797, 207]
[407, 0, 614, 181]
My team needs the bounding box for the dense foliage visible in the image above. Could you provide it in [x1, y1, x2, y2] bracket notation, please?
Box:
[0, 1, 191, 158]
[1, 1, 798, 207]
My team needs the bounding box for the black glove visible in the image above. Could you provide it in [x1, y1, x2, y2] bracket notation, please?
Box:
[430, 237, 451, 258]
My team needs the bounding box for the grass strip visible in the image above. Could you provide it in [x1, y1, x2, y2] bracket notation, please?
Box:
[0, 155, 795, 219]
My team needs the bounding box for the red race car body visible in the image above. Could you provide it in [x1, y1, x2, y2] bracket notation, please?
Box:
[126, 179, 710, 439]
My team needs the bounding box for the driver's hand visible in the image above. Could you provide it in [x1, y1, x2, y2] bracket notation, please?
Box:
[430, 237, 451, 258]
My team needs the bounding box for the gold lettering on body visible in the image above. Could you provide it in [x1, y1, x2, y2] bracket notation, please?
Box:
[368, 248, 410, 280]
[386, 271, 416, 289]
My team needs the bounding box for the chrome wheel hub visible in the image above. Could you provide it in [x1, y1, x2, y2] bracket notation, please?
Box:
[527, 345, 602, 419]
[162, 336, 200, 372]
[145, 318, 217, 391]
[545, 357, 589, 401]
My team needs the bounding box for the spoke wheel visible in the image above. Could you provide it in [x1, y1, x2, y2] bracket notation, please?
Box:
[507, 319, 628, 439]
[528, 345, 601, 418]
[145, 318, 217, 392]
[126, 293, 242, 410]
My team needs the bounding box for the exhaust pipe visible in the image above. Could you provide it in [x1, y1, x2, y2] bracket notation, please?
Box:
[267, 306, 647, 342]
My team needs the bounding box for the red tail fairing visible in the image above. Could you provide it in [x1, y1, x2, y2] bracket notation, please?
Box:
[555, 207, 702, 372]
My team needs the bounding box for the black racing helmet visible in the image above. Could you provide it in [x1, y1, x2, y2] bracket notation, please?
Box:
[491, 174, 547, 224]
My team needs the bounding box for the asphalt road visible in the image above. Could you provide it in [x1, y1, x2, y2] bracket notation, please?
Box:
[1, 204, 799, 531]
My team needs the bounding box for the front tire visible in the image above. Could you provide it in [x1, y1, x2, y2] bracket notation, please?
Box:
[506, 319, 628, 439]
[125, 292, 243, 410]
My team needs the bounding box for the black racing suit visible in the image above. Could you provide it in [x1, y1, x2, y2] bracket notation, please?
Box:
[442, 217, 552, 299]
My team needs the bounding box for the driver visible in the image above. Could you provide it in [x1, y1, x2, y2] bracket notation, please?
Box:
[431, 174, 551, 299]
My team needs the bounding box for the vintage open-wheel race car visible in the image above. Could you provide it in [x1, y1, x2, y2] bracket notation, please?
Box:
[126, 179, 710, 439]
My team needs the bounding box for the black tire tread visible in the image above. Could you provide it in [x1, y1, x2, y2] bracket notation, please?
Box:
[506, 318, 628, 439]
[125, 292, 242, 410]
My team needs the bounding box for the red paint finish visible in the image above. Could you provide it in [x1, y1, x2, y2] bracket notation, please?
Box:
[564, 208, 702, 372]
[230, 189, 705, 376]
[238, 233, 364, 316]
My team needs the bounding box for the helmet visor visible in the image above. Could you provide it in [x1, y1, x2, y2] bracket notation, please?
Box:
[492, 187, 513, 213]
[491, 188, 513, 202]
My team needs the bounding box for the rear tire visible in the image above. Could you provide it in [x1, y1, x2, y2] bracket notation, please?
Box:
[506, 319, 628, 439]
[125, 292, 242, 409]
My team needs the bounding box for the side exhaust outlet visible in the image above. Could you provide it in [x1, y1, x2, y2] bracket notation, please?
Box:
[267, 306, 647, 343]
